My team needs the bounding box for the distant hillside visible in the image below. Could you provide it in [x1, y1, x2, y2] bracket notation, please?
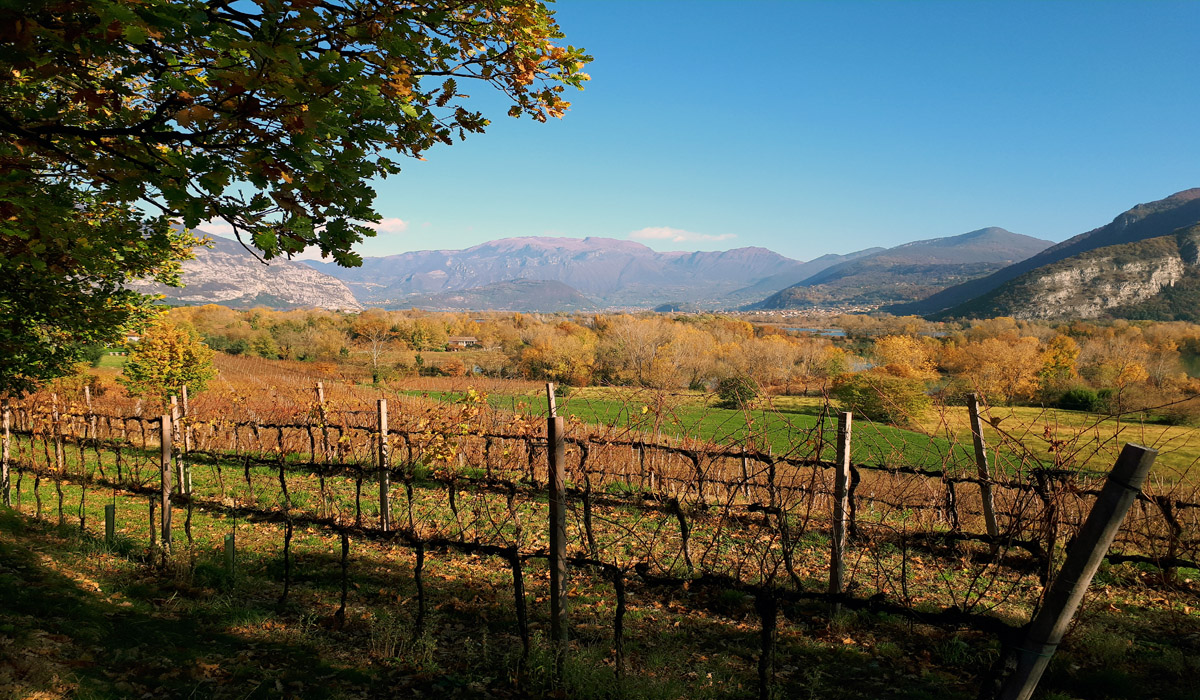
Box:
[727, 248, 884, 302]
[393, 279, 596, 312]
[943, 225, 1200, 321]
[133, 235, 362, 311]
[750, 227, 1052, 310]
[893, 188, 1200, 316]
[305, 236, 811, 308]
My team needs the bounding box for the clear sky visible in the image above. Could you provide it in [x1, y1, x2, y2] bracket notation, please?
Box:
[242, 1, 1200, 262]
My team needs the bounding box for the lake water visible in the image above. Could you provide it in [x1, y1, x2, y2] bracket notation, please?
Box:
[785, 327, 847, 337]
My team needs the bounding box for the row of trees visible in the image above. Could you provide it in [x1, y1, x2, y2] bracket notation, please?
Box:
[836, 317, 1200, 425]
[169, 305, 1200, 423]
[169, 305, 847, 389]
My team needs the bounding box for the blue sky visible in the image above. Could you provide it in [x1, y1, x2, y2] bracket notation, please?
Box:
[253, 1, 1200, 262]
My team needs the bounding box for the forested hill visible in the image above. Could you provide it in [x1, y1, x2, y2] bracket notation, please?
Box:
[750, 227, 1052, 310]
[890, 188, 1200, 317]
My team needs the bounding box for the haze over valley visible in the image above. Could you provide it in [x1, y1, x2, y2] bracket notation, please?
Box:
[160, 188, 1200, 322]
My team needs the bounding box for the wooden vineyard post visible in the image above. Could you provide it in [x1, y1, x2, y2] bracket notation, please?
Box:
[546, 381, 557, 418]
[378, 398, 391, 532]
[225, 532, 236, 579]
[105, 503, 116, 544]
[51, 394, 65, 524]
[968, 394, 1001, 542]
[181, 385, 192, 493]
[315, 382, 328, 440]
[741, 446, 751, 499]
[756, 590, 778, 700]
[829, 411, 852, 614]
[170, 396, 185, 495]
[547, 413, 568, 678]
[315, 382, 330, 517]
[160, 414, 173, 553]
[2, 399, 9, 507]
[997, 444, 1157, 700]
[639, 442, 648, 491]
[83, 385, 97, 454]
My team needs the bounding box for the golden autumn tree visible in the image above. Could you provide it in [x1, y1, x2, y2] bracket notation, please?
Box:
[1080, 331, 1150, 391]
[1037, 334, 1080, 396]
[943, 336, 1042, 404]
[118, 320, 216, 407]
[873, 335, 938, 380]
[518, 323, 596, 386]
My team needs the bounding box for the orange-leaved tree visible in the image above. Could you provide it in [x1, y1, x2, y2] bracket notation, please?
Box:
[118, 320, 216, 408]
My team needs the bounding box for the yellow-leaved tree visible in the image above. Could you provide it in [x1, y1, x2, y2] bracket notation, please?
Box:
[119, 320, 216, 408]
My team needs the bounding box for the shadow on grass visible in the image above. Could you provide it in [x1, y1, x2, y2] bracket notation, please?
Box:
[0, 510, 373, 700]
[2, 503, 1198, 700]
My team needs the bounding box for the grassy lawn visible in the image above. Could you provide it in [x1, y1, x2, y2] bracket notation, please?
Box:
[96, 354, 126, 369]
[900, 401, 1200, 483]
[399, 384, 1200, 484]
[2, 418, 1197, 700]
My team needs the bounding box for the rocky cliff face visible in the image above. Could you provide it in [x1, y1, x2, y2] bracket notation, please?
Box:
[133, 235, 362, 311]
[895, 188, 1200, 317]
[950, 226, 1200, 320]
[1016, 255, 1187, 319]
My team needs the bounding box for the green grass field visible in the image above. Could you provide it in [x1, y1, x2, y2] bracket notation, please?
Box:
[401, 385, 1200, 481]
[96, 354, 126, 369]
[2, 407, 1197, 700]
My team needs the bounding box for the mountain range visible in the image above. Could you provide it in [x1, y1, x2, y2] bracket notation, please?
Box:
[140, 187, 1200, 320]
[749, 227, 1053, 310]
[303, 237, 819, 308]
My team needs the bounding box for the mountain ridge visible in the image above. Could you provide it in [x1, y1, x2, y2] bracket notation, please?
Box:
[133, 235, 362, 311]
[890, 189, 1200, 316]
[941, 224, 1200, 320]
[305, 235, 818, 308]
[750, 227, 1053, 310]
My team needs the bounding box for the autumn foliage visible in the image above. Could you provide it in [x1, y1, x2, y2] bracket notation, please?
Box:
[118, 319, 216, 408]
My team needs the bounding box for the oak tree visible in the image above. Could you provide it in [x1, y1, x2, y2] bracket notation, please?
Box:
[0, 0, 589, 393]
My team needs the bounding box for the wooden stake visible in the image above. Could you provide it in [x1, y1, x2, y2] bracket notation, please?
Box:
[546, 381, 557, 417]
[83, 385, 97, 448]
[998, 444, 1157, 700]
[378, 398, 390, 532]
[170, 396, 185, 495]
[2, 399, 9, 507]
[968, 394, 1000, 541]
[181, 385, 192, 491]
[511, 550, 530, 665]
[51, 394, 65, 524]
[829, 411, 852, 613]
[160, 414, 172, 552]
[315, 382, 330, 517]
[548, 414, 568, 667]
[224, 532, 236, 578]
[741, 447, 751, 499]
